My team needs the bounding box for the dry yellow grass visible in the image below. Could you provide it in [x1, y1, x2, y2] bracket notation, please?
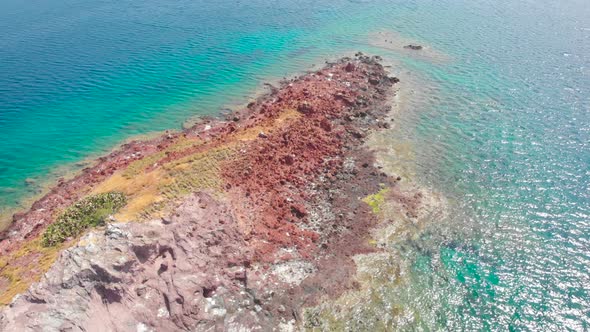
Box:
[92, 144, 238, 221]
[92, 169, 171, 222]
[109, 110, 301, 221]
[233, 108, 300, 142]
[122, 136, 201, 178]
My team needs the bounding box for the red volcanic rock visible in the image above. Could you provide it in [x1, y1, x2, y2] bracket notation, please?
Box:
[219, 55, 399, 262]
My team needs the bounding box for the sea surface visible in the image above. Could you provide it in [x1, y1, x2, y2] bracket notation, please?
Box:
[1, 0, 589, 330]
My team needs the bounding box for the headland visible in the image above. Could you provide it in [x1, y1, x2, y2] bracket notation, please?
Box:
[0, 54, 440, 330]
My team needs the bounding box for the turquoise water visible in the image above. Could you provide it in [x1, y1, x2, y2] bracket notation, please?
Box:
[1, 0, 589, 329]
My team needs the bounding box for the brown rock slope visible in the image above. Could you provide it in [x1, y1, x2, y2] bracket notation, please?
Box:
[0, 54, 424, 330]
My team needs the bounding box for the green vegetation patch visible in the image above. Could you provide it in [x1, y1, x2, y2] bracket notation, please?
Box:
[362, 188, 390, 214]
[42, 192, 127, 247]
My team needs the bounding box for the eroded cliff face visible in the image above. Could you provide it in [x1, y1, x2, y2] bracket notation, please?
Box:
[0, 55, 437, 331]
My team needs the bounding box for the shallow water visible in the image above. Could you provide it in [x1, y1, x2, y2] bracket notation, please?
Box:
[1, 0, 589, 329]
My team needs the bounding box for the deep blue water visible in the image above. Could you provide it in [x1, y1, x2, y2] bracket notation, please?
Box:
[1, 0, 589, 329]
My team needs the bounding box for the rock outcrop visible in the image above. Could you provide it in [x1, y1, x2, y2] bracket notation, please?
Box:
[3, 194, 273, 330]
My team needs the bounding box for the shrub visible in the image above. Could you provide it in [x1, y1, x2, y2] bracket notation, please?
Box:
[42, 192, 127, 247]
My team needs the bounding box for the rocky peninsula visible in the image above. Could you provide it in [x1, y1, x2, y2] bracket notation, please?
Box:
[0, 54, 439, 331]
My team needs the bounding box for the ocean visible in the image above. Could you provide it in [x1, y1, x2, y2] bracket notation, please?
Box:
[0, 0, 588, 329]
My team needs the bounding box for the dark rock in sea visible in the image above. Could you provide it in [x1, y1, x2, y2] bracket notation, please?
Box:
[404, 44, 423, 50]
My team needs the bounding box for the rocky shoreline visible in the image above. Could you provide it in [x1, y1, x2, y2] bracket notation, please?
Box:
[0, 54, 436, 330]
